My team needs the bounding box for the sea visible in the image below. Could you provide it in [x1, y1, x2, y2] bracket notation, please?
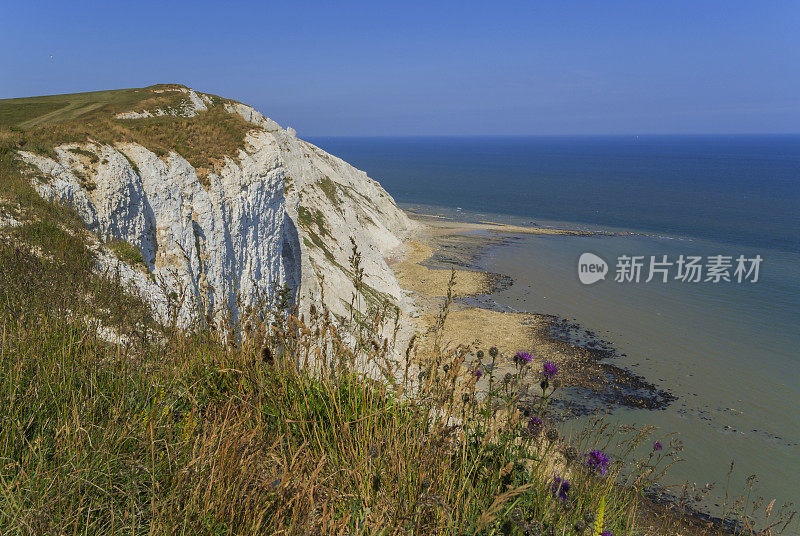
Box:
[309, 135, 800, 517]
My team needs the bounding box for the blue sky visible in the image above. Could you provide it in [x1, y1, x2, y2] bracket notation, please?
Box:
[1, 1, 798, 135]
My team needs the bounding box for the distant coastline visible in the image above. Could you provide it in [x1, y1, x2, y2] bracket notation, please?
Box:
[392, 203, 799, 530]
[394, 211, 674, 418]
[310, 134, 800, 253]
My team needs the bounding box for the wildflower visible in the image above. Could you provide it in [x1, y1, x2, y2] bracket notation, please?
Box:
[527, 416, 543, 436]
[601, 532, 614, 536]
[477, 349, 484, 359]
[503, 372, 513, 383]
[545, 427, 559, 442]
[586, 449, 610, 475]
[514, 351, 533, 366]
[489, 346, 499, 358]
[653, 441, 663, 451]
[543, 361, 558, 378]
[474, 368, 483, 379]
[551, 475, 570, 500]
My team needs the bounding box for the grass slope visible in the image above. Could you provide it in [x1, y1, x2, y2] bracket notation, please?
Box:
[0, 84, 253, 180]
[0, 91, 793, 536]
[0, 87, 145, 128]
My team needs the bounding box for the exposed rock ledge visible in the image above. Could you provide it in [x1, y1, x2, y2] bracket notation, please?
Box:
[18, 89, 420, 337]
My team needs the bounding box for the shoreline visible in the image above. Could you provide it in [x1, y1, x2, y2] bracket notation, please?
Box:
[394, 212, 674, 417]
[391, 211, 734, 536]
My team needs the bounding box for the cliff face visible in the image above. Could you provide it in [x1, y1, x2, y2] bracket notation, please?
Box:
[225, 102, 419, 321]
[17, 86, 417, 326]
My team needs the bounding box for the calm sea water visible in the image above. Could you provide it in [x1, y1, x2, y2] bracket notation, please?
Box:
[311, 135, 800, 252]
[310, 136, 800, 514]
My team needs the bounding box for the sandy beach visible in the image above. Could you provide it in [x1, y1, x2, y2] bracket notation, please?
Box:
[392, 212, 673, 417]
[390, 212, 733, 535]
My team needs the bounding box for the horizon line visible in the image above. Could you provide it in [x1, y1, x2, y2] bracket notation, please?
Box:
[304, 132, 800, 138]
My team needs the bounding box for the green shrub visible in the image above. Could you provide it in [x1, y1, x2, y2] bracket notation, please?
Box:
[105, 238, 146, 269]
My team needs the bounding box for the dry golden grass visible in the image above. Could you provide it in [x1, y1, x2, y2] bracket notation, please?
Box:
[0, 85, 253, 181]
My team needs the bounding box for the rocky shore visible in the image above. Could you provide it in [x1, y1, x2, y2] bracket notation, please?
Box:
[390, 212, 744, 535]
[393, 212, 674, 419]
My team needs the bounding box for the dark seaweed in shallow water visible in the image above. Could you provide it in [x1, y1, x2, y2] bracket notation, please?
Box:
[643, 486, 752, 535]
[427, 229, 676, 417]
[422, 232, 519, 271]
[528, 313, 676, 417]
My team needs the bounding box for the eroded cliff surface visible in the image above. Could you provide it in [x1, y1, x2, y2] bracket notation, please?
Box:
[16, 85, 417, 327]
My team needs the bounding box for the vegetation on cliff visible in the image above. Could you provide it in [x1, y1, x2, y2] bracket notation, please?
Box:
[0, 84, 252, 181]
[0, 103, 794, 536]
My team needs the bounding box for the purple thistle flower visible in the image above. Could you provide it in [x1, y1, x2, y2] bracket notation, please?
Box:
[514, 351, 533, 366]
[527, 416, 543, 436]
[585, 449, 610, 475]
[601, 532, 614, 536]
[551, 475, 570, 500]
[542, 361, 558, 379]
[474, 368, 483, 379]
[653, 441, 663, 452]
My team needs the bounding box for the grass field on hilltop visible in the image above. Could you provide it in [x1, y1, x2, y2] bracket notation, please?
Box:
[0, 84, 253, 179]
[0, 87, 145, 128]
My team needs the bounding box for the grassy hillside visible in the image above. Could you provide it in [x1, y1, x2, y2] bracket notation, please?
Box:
[0, 87, 146, 128]
[0, 84, 253, 180]
[0, 144, 663, 535]
[0, 215, 659, 534]
[0, 88, 792, 536]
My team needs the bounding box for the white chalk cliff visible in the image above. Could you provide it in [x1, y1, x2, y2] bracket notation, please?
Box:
[19, 86, 418, 328]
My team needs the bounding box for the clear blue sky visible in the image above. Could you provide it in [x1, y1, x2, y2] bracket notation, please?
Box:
[1, 1, 798, 135]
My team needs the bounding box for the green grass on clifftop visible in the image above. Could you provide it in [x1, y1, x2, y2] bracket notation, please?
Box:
[0, 84, 253, 180]
[0, 87, 145, 128]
